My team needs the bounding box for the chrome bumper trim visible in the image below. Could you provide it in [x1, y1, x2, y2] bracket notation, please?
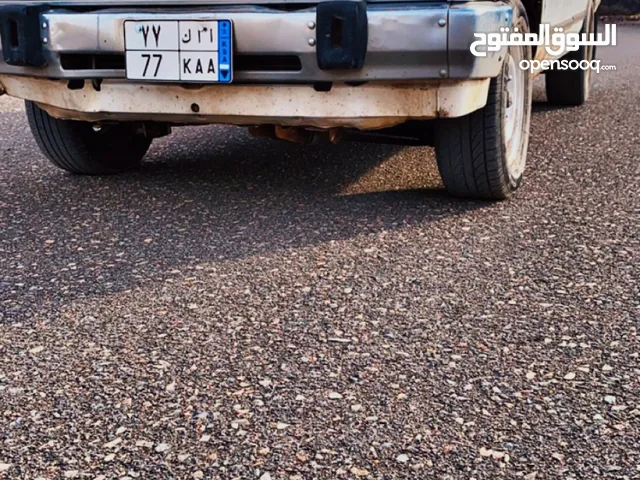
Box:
[0, 2, 512, 82]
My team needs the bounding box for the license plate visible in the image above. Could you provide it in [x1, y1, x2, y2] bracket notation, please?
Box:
[124, 20, 233, 83]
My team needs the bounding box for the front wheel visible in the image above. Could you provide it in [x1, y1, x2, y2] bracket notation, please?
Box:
[25, 101, 152, 175]
[434, 6, 532, 200]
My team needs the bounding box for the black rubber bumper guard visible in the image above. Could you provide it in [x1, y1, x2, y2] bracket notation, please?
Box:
[316, 1, 368, 70]
[0, 5, 47, 67]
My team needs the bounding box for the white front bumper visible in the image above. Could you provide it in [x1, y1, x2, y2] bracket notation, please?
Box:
[0, 76, 490, 129]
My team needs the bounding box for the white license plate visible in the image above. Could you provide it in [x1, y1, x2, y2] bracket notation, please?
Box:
[124, 19, 232, 83]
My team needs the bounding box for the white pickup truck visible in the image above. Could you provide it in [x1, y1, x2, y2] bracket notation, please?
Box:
[0, 0, 598, 199]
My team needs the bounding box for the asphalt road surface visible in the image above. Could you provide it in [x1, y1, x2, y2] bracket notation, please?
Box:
[1, 25, 638, 480]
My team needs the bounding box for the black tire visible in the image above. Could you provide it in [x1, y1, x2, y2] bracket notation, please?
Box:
[434, 4, 532, 200]
[545, 3, 596, 106]
[25, 101, 152, 174]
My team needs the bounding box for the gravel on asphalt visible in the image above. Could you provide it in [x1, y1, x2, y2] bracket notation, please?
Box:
[0, 25, 638, 480]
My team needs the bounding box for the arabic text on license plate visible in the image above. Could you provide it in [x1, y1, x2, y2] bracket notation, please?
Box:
[124, 20, 232, 83]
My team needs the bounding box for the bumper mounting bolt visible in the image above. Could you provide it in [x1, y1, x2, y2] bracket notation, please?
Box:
[438, 19, 446, 27]
[439, 69, 448, 78]
[308, 38, 316, 46]
[42, 22, 47, 29]
[308, 21, 316, 30]
[42, 38, 48, 44]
